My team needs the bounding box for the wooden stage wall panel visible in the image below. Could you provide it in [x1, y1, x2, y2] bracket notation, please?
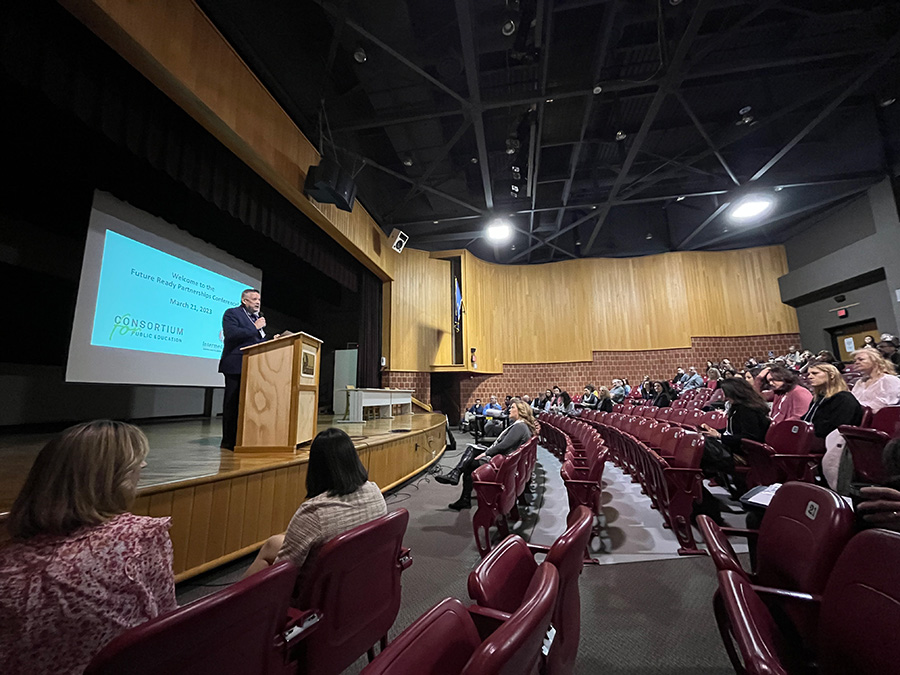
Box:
[128, 421, 443, 581]
[388, 246, 799, 373]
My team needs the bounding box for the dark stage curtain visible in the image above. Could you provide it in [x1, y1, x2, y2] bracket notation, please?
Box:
[357, 271, 383, 389]
[0, 0, 359, 292]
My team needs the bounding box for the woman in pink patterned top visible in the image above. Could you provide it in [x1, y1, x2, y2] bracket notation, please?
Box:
[0, 421, 176, 675]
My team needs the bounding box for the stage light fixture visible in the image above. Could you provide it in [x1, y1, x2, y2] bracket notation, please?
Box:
[730, 195, 774, 221]
[353, 47, 367, 63]
[592, 85, 603, 94]
[486, 218, 512, 242]
[615, 130, 627, 141]
[502, 19, 516, 36]
[402, 156, 414, 167]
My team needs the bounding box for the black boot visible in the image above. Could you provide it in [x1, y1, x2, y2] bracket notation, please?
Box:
[435, 446, 477, 486]
[448, 472, 474, 510]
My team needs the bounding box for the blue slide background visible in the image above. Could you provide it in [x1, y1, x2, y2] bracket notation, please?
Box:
[90, 230, 249, 359]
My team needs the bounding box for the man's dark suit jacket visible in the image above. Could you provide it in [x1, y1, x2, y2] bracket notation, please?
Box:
[218, 306, 267, 375]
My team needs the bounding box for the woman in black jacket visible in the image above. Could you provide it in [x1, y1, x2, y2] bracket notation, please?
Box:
[695, 378, 771, 523]
[651, 381, 671, 407]
[803, 363, 864, 439]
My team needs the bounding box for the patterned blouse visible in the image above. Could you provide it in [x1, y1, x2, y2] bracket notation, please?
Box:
[276, 481, 387, 570]
[0, 513, 177, 675]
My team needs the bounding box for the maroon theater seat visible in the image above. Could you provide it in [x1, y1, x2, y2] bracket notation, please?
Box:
[361, 564, 559, 675]
[872, 405, 900, 435]
[741, 420, 818, 487]
[85, 561, 314, 675]
[698, 482, 854, 652]
[839, 425, 893, 484]
[292, 509, 413, 674]
[467, 507, 594, 675]
[717, 529, 900, 675]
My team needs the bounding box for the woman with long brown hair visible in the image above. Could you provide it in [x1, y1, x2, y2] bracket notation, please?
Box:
[436, 400, 537, 510]
[0, 421, 176, 674]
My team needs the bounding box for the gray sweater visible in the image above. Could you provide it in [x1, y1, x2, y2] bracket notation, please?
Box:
[484, 420, 532, 457]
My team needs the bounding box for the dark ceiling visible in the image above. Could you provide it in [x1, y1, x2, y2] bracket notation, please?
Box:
[198, 0, 900, 263]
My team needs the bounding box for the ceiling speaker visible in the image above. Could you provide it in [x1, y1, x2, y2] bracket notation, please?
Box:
[303, 156, 357, 213]
[389, 229, 409, 253]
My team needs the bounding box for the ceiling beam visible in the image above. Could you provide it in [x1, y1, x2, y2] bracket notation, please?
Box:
[313, 0, 469, 107]
[509, 209, 601, 262]
[674, 91, 740, 185]
[359, 157, 484, 214]
[749, 28, 900, 182]
[676, 200, 732, 250]
[455, 0, 493, 210]
[383, 119, 473, 220]
[527, 0, 551, 262]
[582, 0, 717, 252]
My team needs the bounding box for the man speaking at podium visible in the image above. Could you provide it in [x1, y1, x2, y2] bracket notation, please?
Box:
[219, 288, 269, 450]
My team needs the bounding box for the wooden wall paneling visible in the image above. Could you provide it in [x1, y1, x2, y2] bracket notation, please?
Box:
[242, 473, 263, 549]
[206, 481, 231, 561]
[224, 476, 247, 555]
[257, 471, 277, 538]
[60, 0, 395, 281]
[130, 495, 150, 517]
[272, 468, 290, 531]
[389, 248, 453, 371]
[169, 488, 194, 574]
[185, 483, 214, 571]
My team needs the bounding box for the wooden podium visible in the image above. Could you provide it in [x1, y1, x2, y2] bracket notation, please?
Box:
[235, 332, 323, 453]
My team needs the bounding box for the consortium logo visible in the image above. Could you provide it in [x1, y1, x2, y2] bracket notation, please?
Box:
[109, 313, 185, 342]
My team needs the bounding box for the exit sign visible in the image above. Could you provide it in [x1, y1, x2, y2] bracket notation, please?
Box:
[837, 308, 849, 319]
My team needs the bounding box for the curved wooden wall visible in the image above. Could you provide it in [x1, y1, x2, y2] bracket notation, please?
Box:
[388, 246, 798, 373]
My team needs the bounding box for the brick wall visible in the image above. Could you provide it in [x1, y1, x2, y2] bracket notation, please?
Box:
[382, 371, 431, 404]
[458, 333, 801, 405]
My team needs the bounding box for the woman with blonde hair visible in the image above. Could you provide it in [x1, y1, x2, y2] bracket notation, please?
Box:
[436, 400, 536, 510]
[0, 420, 176, 674]
[850, 348, 900, 412]
[597, 386, 614, 413]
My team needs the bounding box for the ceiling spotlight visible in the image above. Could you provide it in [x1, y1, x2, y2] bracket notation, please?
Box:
[676, 195, 686, 201]
[722, 227, 729, 233]
[505, 137, 521, 155]
[511, 184, 520, 193]
[545, 98, 554, 103]
[592, 85, 603, 95]
[774, 186, 784, 192]
[433, 220, 439, 224]
[402, 156, 414, 167]
[879, 96, 897, 108]
[730, 195, 775, 221]
[470, 157, 478, 164]
[511, 245, 516, 251]
[486, 218, 512, 242]
[591, 205, 597, 210]
[353, 47, 367, 63]
[501, 19, 516, 37]
[645, 232, 653, 240]
[739, 105, 752, 115]
[575, 241, 581, 246]
[736, 114, 754, 126]
[615, 130, 627, 141]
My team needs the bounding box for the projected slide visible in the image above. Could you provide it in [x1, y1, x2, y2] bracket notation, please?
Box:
[90, 230, 248, 359]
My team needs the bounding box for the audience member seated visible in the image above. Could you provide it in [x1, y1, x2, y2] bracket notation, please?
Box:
[537, 389, 553, 413]
[242, 428, 387, 579]
[579, 385, 599, 410]
[555, 390, 576, 415]
[638, 376, 654, 400]
[0, 420, 176, 675]
[856, 442, 900, 531]
[622, 378, 632, 396]
[695, 378, 772, 522]
[878, 339, 900, 368]
[651, 380, 671, 408]
[706, 367, 721, 389]
[851, 349, 900, 411]
[436, 401, 537, 511]
[483, 395, 506, 436]
[672, 367, 686, 387]
[784, 345, 801, 366]
[762, 365, 813, 424]
[461, 397, 484, 432]
[597, 386, 614, 413]
[862, 334, 878, 349]
[800, 349, 845, 374]
[740, 368, 760, 391]
[719, 358, 736, 374]
[681, 366, 704, 391]
[610, 379, 626, 403]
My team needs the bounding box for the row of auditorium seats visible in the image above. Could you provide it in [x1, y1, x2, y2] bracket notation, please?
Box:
[607, 402, 728, 430]
[85, 498, 597, 675]
[695, 481, 900, 673]
[471, 436, 539, 558]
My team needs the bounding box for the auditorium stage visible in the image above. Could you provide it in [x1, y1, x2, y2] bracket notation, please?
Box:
[0, 413, 447, 580]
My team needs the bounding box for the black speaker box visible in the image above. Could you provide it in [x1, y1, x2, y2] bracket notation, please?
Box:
[303, 156, 357, 212]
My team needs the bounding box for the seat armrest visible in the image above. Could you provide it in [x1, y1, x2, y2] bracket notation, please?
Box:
[282, 607, 322, 648]
[719, 527, 759, 540]
[397, 547, 413, 571]
[749, 585, 821, 605]
[466, 605, 512, 640]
